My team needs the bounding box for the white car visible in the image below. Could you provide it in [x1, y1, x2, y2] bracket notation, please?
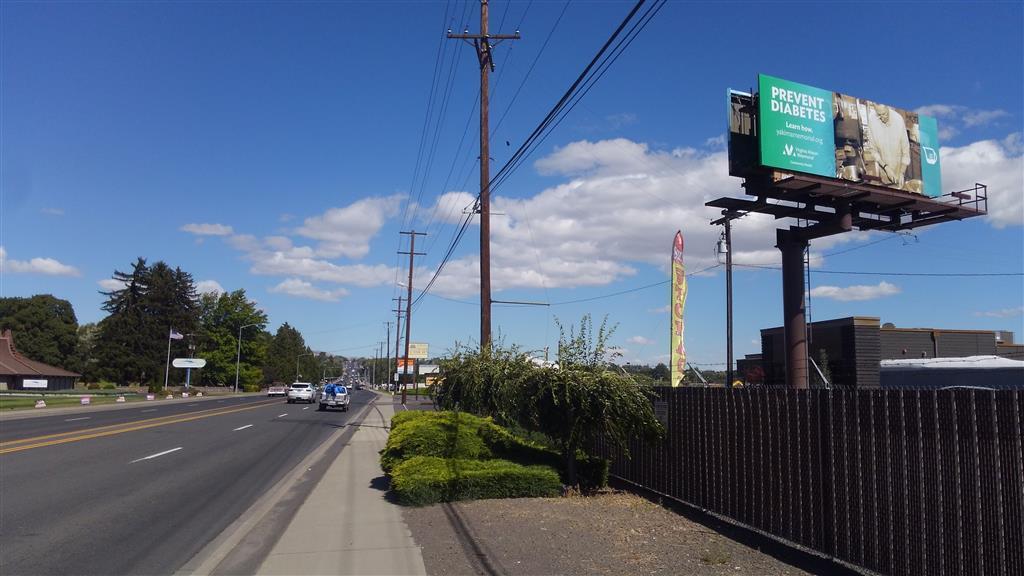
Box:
[287, 382, 317, 404]
[318, 385, 350, 412]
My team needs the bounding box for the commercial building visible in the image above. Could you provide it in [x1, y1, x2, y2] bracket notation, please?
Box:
[0, 329, 80, 391]
[750, 317, 1021, 388]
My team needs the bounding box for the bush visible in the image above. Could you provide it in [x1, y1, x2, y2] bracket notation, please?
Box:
[243, 384, 260, 393]
[390, 456, 562, 506]
[380, 412, 492, 474]
[87, 382, 101, 390]
[101, 382, 116, 390]
[147, 384, 164, 394]
[383, 410, 610, 490]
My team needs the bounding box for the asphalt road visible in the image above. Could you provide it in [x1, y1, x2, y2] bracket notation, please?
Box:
[0, 392, 373, 576]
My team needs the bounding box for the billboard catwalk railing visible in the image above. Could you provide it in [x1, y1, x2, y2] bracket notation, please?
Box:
[593, 388, 1023, 576]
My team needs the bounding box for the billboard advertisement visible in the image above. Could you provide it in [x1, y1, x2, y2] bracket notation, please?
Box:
[757, 74, 942, 197]
[669, 231, 687, 387]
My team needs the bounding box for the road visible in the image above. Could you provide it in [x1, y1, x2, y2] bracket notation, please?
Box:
[0, 392, 374, 576]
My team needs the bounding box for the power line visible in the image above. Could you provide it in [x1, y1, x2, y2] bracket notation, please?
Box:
[410, 0, 662, 310]
[734, 263, 1023, 277]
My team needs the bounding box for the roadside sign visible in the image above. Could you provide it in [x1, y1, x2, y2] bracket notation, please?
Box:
[408, 342, 429, 359]
[172, 358, 207, 368]
[80, 397, 91, 405]
[23, 379, 48, 389]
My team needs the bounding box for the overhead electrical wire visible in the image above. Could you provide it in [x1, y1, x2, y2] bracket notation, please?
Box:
[410, 0, 664, 309]
[733, 263, 1023, 277]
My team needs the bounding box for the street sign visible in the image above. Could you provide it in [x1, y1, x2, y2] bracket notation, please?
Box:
[23, 379, 48, 389]
[408, 342, 429, 359]
[172, 358, 207, 368]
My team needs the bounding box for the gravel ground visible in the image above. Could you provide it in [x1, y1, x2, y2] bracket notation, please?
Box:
[402, 491, 814, 576]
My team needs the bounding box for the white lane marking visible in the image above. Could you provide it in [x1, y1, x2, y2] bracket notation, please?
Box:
[130, 447, 183, 463]
[303, 407, 310, 410]
[217, 400, 226, 403]
[233, 424, 253, 431]
[64, 417, 91, 422]
[277, 413, 288, 418]
[141, 409, 157, 413]
[187, 403, 198, 406]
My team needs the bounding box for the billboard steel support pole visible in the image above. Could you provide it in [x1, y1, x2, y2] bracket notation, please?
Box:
[778, 229, 809, 389]
[725, 217, 734, 387]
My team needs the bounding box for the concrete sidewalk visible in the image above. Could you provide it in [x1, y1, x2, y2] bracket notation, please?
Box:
[256, 398, 426, 576]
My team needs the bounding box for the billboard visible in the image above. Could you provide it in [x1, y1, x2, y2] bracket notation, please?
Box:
[408, 342, 429, 359]
[669, 231, 687, 387]
[752, 74, 942, 197]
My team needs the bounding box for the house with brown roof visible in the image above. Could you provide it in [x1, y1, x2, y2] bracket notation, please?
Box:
[0, 329, 80, 391]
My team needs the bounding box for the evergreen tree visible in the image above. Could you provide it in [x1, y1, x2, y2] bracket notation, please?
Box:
[93, 258, 199, 385]
[264, 323, 318, 383]
[0, 294, 79, 367]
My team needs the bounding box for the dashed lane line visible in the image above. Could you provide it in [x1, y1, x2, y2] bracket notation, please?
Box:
[131, 447, 183, 463]
[233, 424, 253, 431]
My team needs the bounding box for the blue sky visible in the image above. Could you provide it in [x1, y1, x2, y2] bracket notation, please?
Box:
[2, 1, 1022, 369]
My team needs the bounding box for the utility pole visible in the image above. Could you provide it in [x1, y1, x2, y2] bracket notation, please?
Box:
[393, 296, 404, 393]
[448, 1, 519, 350]
[384, 321, 392, 390]
[713, 210, 738, 387]
[399, 231, 426, 405]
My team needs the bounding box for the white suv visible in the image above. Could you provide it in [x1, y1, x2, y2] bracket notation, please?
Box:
[287, 382, 316, 404]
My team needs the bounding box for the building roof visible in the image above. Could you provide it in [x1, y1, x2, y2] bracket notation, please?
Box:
[0, 330, 81, 378]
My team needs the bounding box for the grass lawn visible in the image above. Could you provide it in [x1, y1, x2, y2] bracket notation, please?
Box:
[0, 394, 147, 411]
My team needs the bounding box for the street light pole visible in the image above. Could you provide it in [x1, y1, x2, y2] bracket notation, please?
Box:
[296, 352, 314, 381]
[235, 323, 259, 394]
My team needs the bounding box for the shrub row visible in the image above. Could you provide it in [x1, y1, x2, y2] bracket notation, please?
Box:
[382, 410, 608, 490]
[390, 456, 562, 506]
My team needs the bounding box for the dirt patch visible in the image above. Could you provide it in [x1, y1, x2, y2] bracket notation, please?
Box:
[403, 491, 812, 575]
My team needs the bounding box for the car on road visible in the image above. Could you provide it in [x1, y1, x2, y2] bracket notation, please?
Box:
[318, 384, 350, 411]
[287, 382, 317, 403]
[267, 384, 288, 397]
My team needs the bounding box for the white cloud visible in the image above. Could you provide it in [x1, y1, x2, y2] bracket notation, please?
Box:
[810, 281, 901, 301]
[40, 207, 64, 216]
[196, 280, 225, 295]
[914, 104, 1012, 142]
[941, 137, 1024, 228]
[627, 335, 653, 345]
[648, 305, 670, 314]
[0, 246, 80, 277]
[181, 223, 234, 236]
[97, 278, 127, 291]
[974, 306, 1024, 319]
[268, 278, 349, 302]
[295, 194, 402, 258]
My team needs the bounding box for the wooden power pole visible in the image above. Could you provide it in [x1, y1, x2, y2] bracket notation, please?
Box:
[448, 0, 519, 350]
[398, 231, 426, 405]
[392, 297, 403, 393]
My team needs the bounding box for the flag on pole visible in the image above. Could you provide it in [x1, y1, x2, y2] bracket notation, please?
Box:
[670, 231, 687, 387]
[170, 330, 184, 340]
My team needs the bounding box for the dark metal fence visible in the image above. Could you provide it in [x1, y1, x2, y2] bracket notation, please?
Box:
[593, 388, 1024, 576]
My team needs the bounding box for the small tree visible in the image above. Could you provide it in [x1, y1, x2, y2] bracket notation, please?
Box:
[525, 315, 662, 485]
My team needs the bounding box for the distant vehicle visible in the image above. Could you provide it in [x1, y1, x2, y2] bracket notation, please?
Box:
[287, 382, 317, 404]
[319, 384, 350, 412]
[267, 384, 288, 397]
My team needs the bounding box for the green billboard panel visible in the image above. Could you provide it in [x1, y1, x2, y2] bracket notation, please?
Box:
[758, 74, 835, 177]
[748, 74, 943, 197]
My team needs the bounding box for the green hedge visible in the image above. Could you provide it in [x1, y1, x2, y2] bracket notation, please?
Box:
[382, 410, 609, 490]
[391, 456, 562, 506]
[380, 411, 492, 474]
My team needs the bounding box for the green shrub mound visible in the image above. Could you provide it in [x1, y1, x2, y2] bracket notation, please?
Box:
[391, 456, 562, 506]
[380, 411, 492, 474]
[381, 410, 609, 490]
